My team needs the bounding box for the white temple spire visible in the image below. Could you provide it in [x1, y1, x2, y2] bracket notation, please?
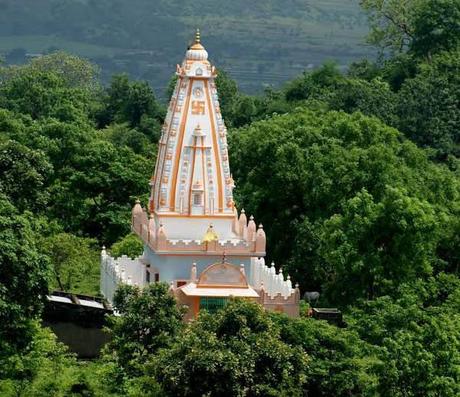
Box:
[149, 31, 233, 216]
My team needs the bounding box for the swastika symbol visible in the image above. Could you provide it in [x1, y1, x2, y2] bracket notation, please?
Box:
[191, 101, 205, 115]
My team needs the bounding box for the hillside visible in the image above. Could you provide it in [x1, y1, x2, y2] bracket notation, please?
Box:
[0, 0, 373, 97]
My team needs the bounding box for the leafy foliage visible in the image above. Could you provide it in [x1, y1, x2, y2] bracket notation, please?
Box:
[411, 0, 460, 58]
[104, 283, 184, 382]
[0, 55, 158, 244]
[320, 187, 440, 303]
[229, 108, 459, 301]
[42, 233, 100, 295]
[360, 0, 421, 53]
[396, 50, 460, 159]
[152, 299, 308, 397]
[97, 74, 164, 141]
[0, 323, 120, 397]
[0, 195, 50, 373]
[275, 314, 380, 396]
[349, 274, 460, 396]
[110, 233, 144, 259]
[0, 139, 52, 212]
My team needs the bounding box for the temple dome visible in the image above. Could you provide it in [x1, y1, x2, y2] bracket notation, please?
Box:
[186, 29, 209, 61]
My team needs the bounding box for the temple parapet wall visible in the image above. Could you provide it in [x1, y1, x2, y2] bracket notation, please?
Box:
[251, 257, 301, 317]
[100, 248, 146, 303]
[260, 291, 300, 317]
[132, 204, 266, 256]
[249, 257, 296, 297]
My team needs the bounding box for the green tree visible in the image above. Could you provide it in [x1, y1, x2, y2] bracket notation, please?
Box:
[347, 59, 380, 81]
[104, 283, 184, 382]
[396, 50, 460, 159]
[349, 274, 460, 396]
[360, 0, 460, 59]
[360, 0, 421, 52]
[57, 140, 151, 243]
[0, 195, 50, 374]
[30, 51, 98, 90]
[326, 77, 398, 126]
[99, 74, 164, 141]
[229, 108, 459, 296]
[153, 299, 308, 397]
[103, 123, 156, 157]
[0, 69, 95, 122]
[229, 94, 258, 128]
[42, 233, 100, 295]
[411, 0, 460, 59]
[320, 187, 440, 304]
[0, 59, 154, 244]
[285, 62, 343, 102]
[0, 323, 120, 397]
[0, 139, 52, 213]
[1, 51, 99, 90]
[275, 314, 380, 397]
[110, 233, 144, 259]
[283, 63, 398, 126]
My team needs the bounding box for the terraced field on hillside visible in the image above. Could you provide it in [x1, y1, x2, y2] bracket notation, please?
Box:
[0, 0, 374, 97]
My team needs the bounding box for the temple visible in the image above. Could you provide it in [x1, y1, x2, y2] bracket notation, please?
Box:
[100, 30, 300, 319]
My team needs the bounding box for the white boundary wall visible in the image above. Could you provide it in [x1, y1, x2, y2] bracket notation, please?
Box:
[250, 257, 294, 299]
[100, 248, 146, 303]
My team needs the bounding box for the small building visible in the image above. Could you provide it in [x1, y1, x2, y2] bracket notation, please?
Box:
[100, 30, 300, 318]
[311, 308, 344, 327]
[43, 291, 112, 358]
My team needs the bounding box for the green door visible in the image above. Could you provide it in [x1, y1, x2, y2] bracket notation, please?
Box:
[199, 297, 227, 313]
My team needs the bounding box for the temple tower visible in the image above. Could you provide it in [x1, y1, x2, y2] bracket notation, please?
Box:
[101, 31, 299, 319]
[149, 29, 236, 240]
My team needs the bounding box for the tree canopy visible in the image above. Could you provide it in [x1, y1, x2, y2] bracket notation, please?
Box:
[229, 108, 459, 302]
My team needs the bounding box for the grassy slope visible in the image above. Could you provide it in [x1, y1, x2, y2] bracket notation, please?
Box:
[0, 0, 372, 97]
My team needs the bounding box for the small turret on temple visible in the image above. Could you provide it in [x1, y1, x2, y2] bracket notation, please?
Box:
[100, 30, 300, 319]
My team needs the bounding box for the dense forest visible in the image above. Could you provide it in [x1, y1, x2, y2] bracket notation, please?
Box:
[0, 0, 371, 95]
[1, 0, 460, 396]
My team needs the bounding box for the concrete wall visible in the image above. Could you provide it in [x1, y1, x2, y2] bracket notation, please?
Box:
[144, 247, 252, 283]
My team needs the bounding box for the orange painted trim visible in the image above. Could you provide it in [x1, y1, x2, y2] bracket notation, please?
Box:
[184, 145, 212, 150]
[177, 75, 212, 81]
[170, 80, 193, 211]
[152, 251, 263, 257]
[200, 135, 208, 214]
[150, 139, 167, 207]
[204, 80, 224, 212]
[153, 212, 234, 219]
[188, 136, 197, 215]
[192, 297, 200, 318]
[196, 284, 248, 289]
[154, 80, 181, 209]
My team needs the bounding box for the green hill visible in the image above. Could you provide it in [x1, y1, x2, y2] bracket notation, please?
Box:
[0, 0, 373, 96]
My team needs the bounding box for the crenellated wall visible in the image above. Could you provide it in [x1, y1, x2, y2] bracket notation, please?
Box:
[250, 257, 295, 298]
[250, 257, 300, 317]
[131, 204, 266, 257]
[100, 248, 147, 303]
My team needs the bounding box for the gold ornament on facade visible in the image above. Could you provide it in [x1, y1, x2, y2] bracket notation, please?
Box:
[202, 224, 219, 243]
[191, 101, 206, 115]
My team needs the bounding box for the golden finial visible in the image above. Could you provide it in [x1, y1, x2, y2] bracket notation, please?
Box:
[195, 28, 201, 44]
[202, 224, 218, 243]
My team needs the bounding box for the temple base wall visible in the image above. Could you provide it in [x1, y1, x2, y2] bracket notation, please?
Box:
[143, 245, 252, 285]
[155, 214, 235, 240]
